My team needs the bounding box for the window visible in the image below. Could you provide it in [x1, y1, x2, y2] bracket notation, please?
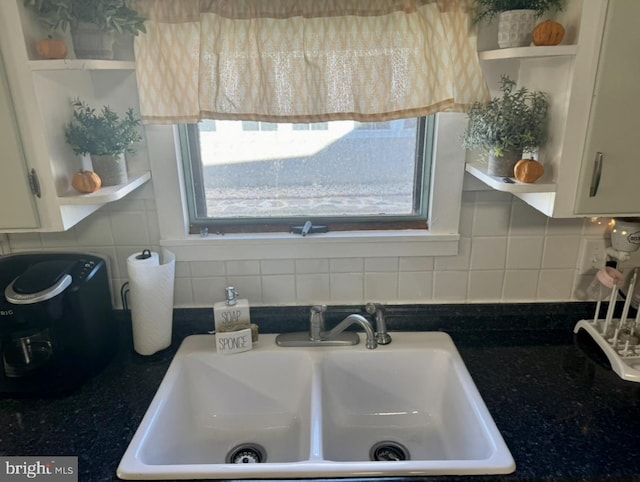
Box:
[179, 117, 434, 234]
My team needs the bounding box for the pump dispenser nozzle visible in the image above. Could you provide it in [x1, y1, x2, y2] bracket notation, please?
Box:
[225, 286, 238, 306]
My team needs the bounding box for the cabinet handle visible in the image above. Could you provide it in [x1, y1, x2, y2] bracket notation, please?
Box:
[589, 152, 603, 197]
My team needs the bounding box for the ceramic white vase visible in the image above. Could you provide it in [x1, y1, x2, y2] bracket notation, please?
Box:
[498, 10, 536, 48]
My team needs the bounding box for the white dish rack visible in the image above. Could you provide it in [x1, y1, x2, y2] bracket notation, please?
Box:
[574, 319, 640, 383]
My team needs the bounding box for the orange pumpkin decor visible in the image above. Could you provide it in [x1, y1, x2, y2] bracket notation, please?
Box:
[514, 158, 544, 183]
[532, 20, 565, 46]
[36, 37, 68, 59]
[72, 170, 102, 193]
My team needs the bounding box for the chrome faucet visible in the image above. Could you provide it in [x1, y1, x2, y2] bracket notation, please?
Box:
[365, 302, 392, 345]
[276, 305, 378, 349]
[322, 314, 377, 349]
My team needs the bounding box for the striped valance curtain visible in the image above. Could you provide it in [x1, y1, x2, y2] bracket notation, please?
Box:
[131, 0, 489, 124]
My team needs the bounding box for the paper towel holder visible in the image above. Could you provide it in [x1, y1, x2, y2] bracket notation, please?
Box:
[136, 249, 152, 260]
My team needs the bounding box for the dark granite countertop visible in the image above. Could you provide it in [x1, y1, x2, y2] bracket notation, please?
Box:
[1, 303, 639, 482]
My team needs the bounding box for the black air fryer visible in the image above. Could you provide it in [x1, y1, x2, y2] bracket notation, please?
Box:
[0, 252, 117, 397]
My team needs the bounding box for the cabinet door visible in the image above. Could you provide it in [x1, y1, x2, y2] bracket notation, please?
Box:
[0, 50, 39, 229]
[575, 0, 640, 215]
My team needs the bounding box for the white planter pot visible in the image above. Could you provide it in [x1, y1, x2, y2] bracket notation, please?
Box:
[72, 22, 115, 59]
[498, 10, 536, 48]
[91, 153, 128, 186]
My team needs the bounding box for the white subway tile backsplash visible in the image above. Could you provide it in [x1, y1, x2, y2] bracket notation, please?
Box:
[190, 261, 225, 277]
[73, 209, 116, 246]
[108, 210, 149, 245]
[365, 257, 398, 272]
[470, 237, 507, 270]
[295, 259, 329, 274]
[28, 178, 596, 306]
[433, 271, 468, 300]
[472, 201, 511, 236]
[582, 217, 612, 236]
[434, 237, 471, 271]
[296, 274, 331, 303]
[509, 199, 547, 236]
[192, 277, 228, 306]
[506, 237, 544, 269]
[537, 269, 576, 301]
[546, 217, 585, 235]
[542, 236, 581, 269]
[399, 256, 434, 272]
[364, 272, 398, 301]
[225, 260, 260, 276]
[330, 258, 364, 273]
[114, 245, 143, 279]
[8, 232, 43, 250]
[261, 259, 295, 275]
[398, 272, 433, 301]
[174, 261, 191, 278]
[475, 191, 512, 202]
[458, 201, 475, 237]
[502, 270, 539, 301]
[39, 230, 78, 248]
[224, 276, 262, 303]
[468, 271, 504, 301]
[262, 275, 296, 304]
[330, 273, 364, 303]
[173, 278, 194, 307]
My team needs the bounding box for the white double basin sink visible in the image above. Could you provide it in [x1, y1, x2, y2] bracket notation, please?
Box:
[117, 332, 515, 479]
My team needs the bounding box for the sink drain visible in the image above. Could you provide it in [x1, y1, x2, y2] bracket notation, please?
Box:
[369, 441, 410, 461]
[226, 443, 267, 464]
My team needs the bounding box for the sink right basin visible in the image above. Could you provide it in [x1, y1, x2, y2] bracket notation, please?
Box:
[321, 348, 494, 463]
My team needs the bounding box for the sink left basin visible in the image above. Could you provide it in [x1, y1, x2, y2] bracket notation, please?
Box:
[118, 336, 313, 478]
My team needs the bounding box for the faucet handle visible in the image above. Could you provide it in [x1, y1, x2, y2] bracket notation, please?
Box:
[309, 305, 327, 340]
[311, 305, 327, 314]
[364, 302, 379, 316]
[365, 302, 391, 345]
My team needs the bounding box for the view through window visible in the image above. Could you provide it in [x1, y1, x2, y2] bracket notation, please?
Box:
[182, 118, 432, 230]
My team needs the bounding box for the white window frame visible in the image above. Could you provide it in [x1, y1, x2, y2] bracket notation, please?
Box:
[147, 112, 466, 261]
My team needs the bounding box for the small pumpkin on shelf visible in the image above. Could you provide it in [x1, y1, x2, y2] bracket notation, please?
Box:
[71, 170, 102, 194]
[36, 36, 68, 59]
[514, 158, 545, 183]
[532, 20, 565, 46]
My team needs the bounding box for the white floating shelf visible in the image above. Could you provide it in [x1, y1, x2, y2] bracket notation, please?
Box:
[58, 171, 151, 205]
[29, 59, 136, 71]
[478, 45, 578, 61]
[465, 162, 556, 193]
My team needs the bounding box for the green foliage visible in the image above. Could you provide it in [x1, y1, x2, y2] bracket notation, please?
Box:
[65, 99, 142, 157]
[24, 0, 146, 35]
[472, 0, 565, 23]
[462, 75, 548, 156]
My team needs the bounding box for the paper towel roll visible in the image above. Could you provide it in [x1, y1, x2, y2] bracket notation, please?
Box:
[127, 249, 175, 355]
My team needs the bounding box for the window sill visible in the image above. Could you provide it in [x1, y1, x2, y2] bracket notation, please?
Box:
[160, 230, 459, 261]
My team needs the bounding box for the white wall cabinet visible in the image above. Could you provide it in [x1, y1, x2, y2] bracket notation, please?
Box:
[0, 49, 40, 229]
[0, 1, 150, 233]
[467, 0, 640, 218]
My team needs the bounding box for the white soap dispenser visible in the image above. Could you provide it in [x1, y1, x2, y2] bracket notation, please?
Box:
[214, 286, 251, 333]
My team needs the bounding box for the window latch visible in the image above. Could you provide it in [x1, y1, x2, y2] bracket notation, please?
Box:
[291, 220, 328, 236]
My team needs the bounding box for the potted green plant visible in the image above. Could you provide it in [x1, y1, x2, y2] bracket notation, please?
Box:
[24, 0, 146, 59]
[462, 75, 549, 177]
[473, 0, 565, 48]
[65, 98, 143, 186]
